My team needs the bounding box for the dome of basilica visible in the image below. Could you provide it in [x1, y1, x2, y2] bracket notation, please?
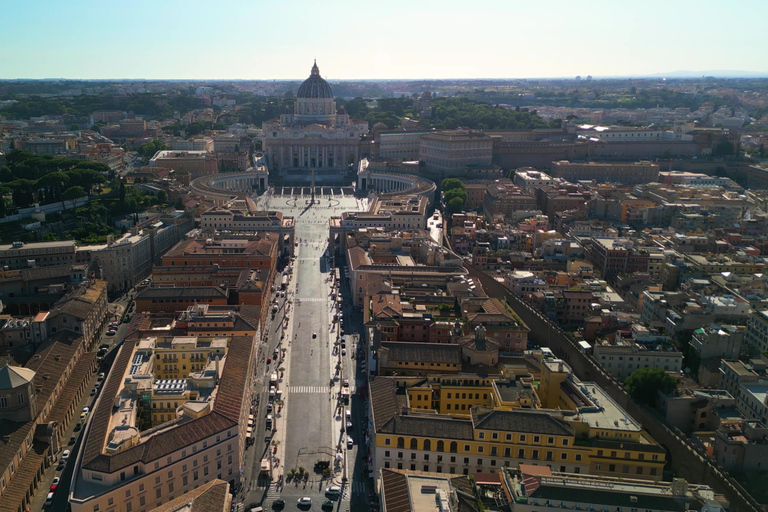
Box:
[296, 61, 334, 99]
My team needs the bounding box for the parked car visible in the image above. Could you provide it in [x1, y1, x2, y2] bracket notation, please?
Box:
[312, 332, 317, 339]
[298, 497, 312, 506]
[325, 486, 341, 498]
[97, 373, 105, 381]
[50, 477, 60, 492]
[45, 492, 55, 506]
[60, 450, 71, 462]
[346, 436, 353, 448]
[106, 330, 116, 336]
[68, 435, 76, 445]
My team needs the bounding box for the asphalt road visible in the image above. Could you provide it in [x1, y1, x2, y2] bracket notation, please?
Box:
[246, 191, 371, 512]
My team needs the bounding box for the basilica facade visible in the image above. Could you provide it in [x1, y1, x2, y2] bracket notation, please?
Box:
[261, 62, 368, 183]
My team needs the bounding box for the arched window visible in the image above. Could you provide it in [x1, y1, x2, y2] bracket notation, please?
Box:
[437, 441, 444, 452]
[450, 441, 458, 453]
[397, 437, 405, 449]
[424, 439, 431, 451]
[410, 439, 418, 450]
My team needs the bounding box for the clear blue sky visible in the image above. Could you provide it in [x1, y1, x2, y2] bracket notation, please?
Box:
[2, 0, 766, 80]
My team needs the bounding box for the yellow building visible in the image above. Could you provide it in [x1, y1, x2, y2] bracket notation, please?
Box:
[370, 368, 666, 488]
[407, 371, 540, 416]
[151, 336, 227, 380]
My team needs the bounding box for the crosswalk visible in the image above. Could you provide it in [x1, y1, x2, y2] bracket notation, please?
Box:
[295, 297, 327, 302]
[288, 385, 329, 394]
[263, 481, 281, 504]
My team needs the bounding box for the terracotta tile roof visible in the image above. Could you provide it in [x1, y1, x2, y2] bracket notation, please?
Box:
[147, 479, 231, 512]
[213, 335, 252, 421]
[380, 469, 411, 512]
[381, 342, 462, 364]
[0, 441, 48, 512]
[136, 286, 228, 300]
[369, 377, 400, 432]
[379, 414, 474, 440]
[470, 408, 573, 437]
[47, 351, 96, 425]
[371, 293, 402, 319]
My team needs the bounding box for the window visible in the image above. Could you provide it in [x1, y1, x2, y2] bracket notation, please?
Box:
[478, 432, 485, 439]
[492, 432, 498, 440]
[385, 438, 391, 446]
[533, 436, 540, 443]
[385, 451, 390, 458]
[93, 505, 100, 512]
[108, 498, 114, 506]
[156, 488, 162, 499]
[518, 448, 525, 458]
[548, 437, 554, 444]
[397, 452, 403, 459]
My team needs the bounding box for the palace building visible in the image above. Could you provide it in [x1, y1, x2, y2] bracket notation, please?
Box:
[261, 61, 368, 184]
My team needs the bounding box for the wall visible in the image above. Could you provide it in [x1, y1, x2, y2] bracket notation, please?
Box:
[462, 263, 762, 512]
[0, 197, 91, 224]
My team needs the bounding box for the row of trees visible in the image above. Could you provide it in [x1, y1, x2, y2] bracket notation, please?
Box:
[0, 151, 110, 211]
[0, 92, 206, 120]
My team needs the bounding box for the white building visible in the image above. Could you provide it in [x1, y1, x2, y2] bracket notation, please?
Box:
[513, 168, 556, 193]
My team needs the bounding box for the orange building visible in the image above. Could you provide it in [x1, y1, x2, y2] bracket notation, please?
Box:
[134, 286, 229, 313]
[161, 235, 278, 270]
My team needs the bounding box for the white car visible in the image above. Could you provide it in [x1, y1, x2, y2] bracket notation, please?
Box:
[297, 497, 312, 506]
[60, 450, 71, 462]
[346, 436, 354, 448]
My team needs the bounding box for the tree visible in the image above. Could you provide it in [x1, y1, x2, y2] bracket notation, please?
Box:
[713, 140, 734, 157]
[119, 181, 126, 202]
[62, 186, 87, 202]
[174, 197, 184, 210]
[156, 190, 168, 204]
[444, 188, 466, 203]
[624, 367, 676, 407]
[446, 197, 465, 215]
[441, 178, 464, 192]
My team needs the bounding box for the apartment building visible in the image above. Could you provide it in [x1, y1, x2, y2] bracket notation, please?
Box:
[461, 298, 529, 352]
[500, 466, 720, 512]
[78, 232, 152, 295]
[41, 279, 108, 351]
[745, 309, 768, 356]
[134, 287, 229, 314]
[584, 238, 649, 280]
[161, 235, 278, 270]
[0, 240, 77, 270]
[483, 181, 539, 220]
[551, 161, 659, 185]
[70, 334, 255, 512]
[513, 168, 556, 193]
[593, 337, 682, 381]
[345, 230, 466, 307]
